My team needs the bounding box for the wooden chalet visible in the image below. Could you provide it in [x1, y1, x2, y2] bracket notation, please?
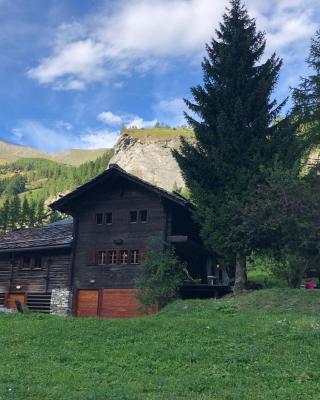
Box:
[0, 164, 229, 318]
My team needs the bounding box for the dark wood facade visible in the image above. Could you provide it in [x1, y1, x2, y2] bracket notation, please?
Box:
[0, 248, 71, 294]
[71, 179, 168, 290]
[0, 164, 228, 317]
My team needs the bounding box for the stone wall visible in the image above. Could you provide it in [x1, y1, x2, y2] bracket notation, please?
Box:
[50, 288, 72, 316]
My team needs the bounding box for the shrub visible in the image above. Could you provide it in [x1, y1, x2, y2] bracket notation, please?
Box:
[135, 238, 186, 308]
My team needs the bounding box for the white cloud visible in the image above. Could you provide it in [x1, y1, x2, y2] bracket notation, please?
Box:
[28, 39, 106, 89]
[98, 111, 123, 125]
[125, 117, 157, 129]
[12, 120, 80, 152]
[11, 120, 120, 152]
[27, 0, 319, 90]
[80, 130, 120, 149]
[55, 120, 73, 131]
[97, 110, 157, 129]
[26, 0, 228, 90]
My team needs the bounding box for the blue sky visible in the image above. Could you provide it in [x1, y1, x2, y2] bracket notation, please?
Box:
[0, 0, 319, 152]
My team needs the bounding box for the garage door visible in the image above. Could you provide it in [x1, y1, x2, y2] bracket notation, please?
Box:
[76, 290, 99, 317]
[100, 289, 142, 318]
[75, 289, 157, 318]
[6, 293, 26, 309]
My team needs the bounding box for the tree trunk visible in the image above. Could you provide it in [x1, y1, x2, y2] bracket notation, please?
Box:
[233, 253, 247, 295]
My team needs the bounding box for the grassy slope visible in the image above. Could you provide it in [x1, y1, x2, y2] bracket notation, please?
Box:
[122, 127, 195, 141]
[1, 289, 320, 399]
[51, 149, 108, 166]
[0, 139, 108, 166]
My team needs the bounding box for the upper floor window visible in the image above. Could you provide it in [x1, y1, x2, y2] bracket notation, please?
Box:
[129, 209, 148, 224]
[97, 251, 106, 265]
[105, 212, 113, 225]
[129, 211, 138, 224]
[119, 250, 129, 264]
[108, 250, 117, 265]
[96, 213, 103, 225]
[139, 210, 148, 223]
[130, 250, 139, 264]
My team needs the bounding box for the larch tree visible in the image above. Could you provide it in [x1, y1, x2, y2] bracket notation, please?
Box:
[173, 0, 300, 293]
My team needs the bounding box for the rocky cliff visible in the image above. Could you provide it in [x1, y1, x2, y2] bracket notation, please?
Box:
[109, 128, 194, 191]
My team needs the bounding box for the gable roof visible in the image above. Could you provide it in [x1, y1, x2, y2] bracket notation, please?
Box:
[0, 221, 73, 252]
[50, 164, 194, 213]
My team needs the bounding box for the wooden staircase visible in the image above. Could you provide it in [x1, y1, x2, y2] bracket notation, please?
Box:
[26, 293, 52, 313]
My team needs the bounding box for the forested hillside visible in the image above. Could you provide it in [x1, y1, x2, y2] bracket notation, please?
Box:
[0, 150, 113, 233]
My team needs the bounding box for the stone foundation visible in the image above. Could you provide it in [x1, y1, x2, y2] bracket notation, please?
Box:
[50, 288, 72, 316]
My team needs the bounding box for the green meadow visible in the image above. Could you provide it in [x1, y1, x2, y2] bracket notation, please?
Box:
[1, 289, 320, 399]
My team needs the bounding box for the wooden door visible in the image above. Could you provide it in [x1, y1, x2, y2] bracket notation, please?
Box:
[100, 289, 143, 318]
[6, 293, 25, 309]
[76, 290, 99, 317]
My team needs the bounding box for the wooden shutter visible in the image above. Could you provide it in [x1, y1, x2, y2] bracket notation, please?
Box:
[18, 256, 24, 270]
[30, 256, 36, 270]
[87, 251, 97, 266]
[140, 249, 148, 261]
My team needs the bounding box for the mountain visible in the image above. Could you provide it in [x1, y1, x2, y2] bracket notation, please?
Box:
[109, 127, 194, 191]
[0, 139, 108, 166]
[0, 139, 46, 164]
[0, 127, 194, 233]
[51, 149, 109, 166]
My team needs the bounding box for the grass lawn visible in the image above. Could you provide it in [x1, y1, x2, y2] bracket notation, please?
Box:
[1, 289, 320, 399]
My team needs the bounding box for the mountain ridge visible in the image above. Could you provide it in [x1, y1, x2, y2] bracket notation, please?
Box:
[0, 138, 109, 166]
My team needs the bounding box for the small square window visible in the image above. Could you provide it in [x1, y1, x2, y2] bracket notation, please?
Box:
[23, 256, 31, 269]
[97, 251, 106, 265]
[119, 250, 129, 264]
[96, 213, 103, 225]
[108, 250, 117, 265]
[33, 256, 42, 270]
[139, 210, 148, 223]
[105, 212, 113, 225]
[129, 211, 138, 223]
[130, 250, 140, 264]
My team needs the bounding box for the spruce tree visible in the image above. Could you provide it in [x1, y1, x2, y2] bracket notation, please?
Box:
[9, 195, 21, 230]
[27, 200, 37, 227]
[293, 30, 320, 148]
[173, 0, 299, 293]
[21, 197, 30, 228]
[36, 199, 45, 225]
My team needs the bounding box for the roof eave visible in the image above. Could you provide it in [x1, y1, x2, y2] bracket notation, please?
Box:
[50, 165, 195, 212]
[0, 243, 72, 254]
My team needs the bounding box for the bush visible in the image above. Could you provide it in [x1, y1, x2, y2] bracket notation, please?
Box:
[135, 238, 186, 308]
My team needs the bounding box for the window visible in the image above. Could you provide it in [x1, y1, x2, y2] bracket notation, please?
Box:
[108, 250, 117, 265]
[105, 212, 113, 225]
[129, 210, 138, 223]
[96, 213, 103, 225]
[33, 256, 42, 270]
[130, 210, 148, 223]
[139, 210, 148, 223]
[130, 250, 140, 264]
[119, 250, 129, 264]
[22, 255, 32, 269]
[97, 251, 107, 265]
[19, 255, 42, 270]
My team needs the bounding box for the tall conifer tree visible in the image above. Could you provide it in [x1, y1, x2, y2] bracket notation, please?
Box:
[173, 0, 298, 293]
[21, 197, 30, 228]
[9, 195, 21, 230]
[293, 30, 320, 147]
